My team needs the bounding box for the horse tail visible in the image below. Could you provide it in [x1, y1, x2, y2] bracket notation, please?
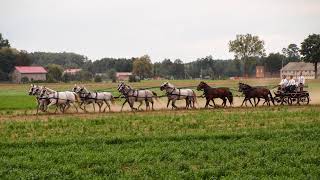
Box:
[152, 91, 159, 101]
[269, 91, 275, 106]
[228, 90, 233, 105]
[110, 95, 115, 104]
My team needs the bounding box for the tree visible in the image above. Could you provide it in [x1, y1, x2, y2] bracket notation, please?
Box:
[282, 44, 300, 61]
[46, 64, 63, 81]
[132, 55, 152, 79]
[0, 33, 10, 48]
[300, 34, 320, 79]
[265, 53, 286, 75]
[107, 69, 116, 82]
[229, 34, 265, 77]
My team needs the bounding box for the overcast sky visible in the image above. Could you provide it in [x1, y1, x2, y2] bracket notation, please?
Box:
[1, 0, 320, 62]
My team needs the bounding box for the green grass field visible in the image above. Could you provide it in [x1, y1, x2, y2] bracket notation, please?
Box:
[0, 78, 319, 111]
[0, 106, 320, 179]
[0, 79, 320, 178]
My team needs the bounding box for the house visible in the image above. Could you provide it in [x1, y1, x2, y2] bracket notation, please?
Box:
[12, 66, 47, 83]
[280, 62, 320, 79]
[256, 66, 265, 78]
[63, 68, 82, 75]
[116, 72, 132, 81]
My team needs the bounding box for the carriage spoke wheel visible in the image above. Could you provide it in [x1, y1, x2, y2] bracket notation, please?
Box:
[298, 95, 310, 105]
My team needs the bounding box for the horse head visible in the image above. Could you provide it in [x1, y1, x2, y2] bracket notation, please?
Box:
[160, 82, 169, 91]
[197, 81, 208, 91]
[28, 84, 35, 95]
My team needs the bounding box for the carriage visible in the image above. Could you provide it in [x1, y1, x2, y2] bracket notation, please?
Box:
[274, 88, 310, 105]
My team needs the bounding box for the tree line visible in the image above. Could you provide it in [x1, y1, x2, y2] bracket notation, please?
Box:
[0, 33, 319, 82]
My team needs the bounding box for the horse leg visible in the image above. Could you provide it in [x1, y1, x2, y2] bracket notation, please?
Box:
[210, 99, 216, 107]
[248, 99, 254, 107]
[120, 99, 127, 112]
[205, 98, 210, 108]
[172, 100, 178, 109]
[167, 99, 171, 108]
[255, 98, 260, 107]
[151, 101, 154, 111]
[241, 98, 246, 107]
[104, 101, 111, 112]
[137, 101, 143, 110]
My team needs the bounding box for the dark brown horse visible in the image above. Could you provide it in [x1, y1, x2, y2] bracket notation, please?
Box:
[197, 81, 233, 108]
[238, 83, 275, 107]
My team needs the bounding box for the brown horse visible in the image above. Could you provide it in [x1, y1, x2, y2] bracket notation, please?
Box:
[197, 81, 233, 108]
[238, 83, 275, 107]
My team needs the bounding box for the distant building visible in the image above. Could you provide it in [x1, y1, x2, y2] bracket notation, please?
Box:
[281, 62, 320, 79]
[116, 72, 132, 81]
[63, 68, 82, 75]
[256, 66, 265, 78]
[12, 66, 47, 83]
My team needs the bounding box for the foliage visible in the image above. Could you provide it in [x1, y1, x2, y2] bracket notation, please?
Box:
[94, 75, 102, 82]
[0, 33, 10, 48]
[264, 53, 286, 74]
[229, 34, 266, 77]
[20, 77, 29, 83]
[128, 75, 140, 82]
[282, 43, 300, 61]
[133, 55, 152, 79]
[300, 34, 320, 79]
[107, 69, 117, 82]
[46, 64, 64, 82]
[29, 52, 88, 68]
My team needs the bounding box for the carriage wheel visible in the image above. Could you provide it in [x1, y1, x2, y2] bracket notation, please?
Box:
[282, 96, 292, 105]
[274, 96, 282, 105]
[298, 95, 310, 105]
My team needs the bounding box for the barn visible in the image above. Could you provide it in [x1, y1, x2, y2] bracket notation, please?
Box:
[12, 66, 47, 83]
[116, 72, 132, 81]
[280, 62, 320, 79]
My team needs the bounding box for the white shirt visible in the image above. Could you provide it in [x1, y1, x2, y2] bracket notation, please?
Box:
[279, 79, 288, 86]
[287, 79, 296, 86]
[297, 76, 305, 85]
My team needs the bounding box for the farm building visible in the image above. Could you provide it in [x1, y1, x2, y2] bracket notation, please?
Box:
[280, 62, 320, 79]
[12, 66, 47, 83]
[116, 72, 132, 81]
[63, 68, 82, 75]
[256, 66, 265, 78]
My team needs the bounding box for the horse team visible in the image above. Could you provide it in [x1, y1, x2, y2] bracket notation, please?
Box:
[28, 81, 276, 114]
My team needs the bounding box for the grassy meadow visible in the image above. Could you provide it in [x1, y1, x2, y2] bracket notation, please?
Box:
[0, 79, 320, 178]
[0, 106, 320, 179]
[0, 78, 319, 111]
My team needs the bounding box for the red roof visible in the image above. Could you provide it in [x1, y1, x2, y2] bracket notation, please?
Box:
[64, 68, 82, 74]
[116, 72, 132, 77]
[15, 66, 47, 74]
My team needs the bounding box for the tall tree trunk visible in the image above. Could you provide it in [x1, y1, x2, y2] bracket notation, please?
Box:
[315, 62, 318, 79]
[243, 58, 248, 78]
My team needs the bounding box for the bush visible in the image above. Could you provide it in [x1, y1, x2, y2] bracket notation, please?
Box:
[21, 77, 29, 83]
[129, 75, 140, 82]
[94, 75, 102, 82]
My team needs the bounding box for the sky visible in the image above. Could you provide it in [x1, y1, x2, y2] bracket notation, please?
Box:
[1, 0, 320, 62]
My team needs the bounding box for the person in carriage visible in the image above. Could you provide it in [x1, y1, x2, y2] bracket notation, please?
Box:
[278, 75, 288, 91]
[285, 75, 298, 93]
[296, 71, 305, 92]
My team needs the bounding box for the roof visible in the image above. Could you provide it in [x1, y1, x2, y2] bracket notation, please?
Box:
[116, 72, 132, 76]
[15, 66, 47, 74]
[64, 68, 82, 74]
[281, 62, 320, 71]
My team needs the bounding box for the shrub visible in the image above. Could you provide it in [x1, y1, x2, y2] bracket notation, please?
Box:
[21, 76, 29, 83]
[94, 75, 102, 82]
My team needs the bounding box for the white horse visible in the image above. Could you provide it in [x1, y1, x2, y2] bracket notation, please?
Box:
[39, 86, 80, 113]
[28, 84, 48, 114]
[160, 82, 197, 109]
[117, 82, 158, 111]
[73, 85, 114, 112]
